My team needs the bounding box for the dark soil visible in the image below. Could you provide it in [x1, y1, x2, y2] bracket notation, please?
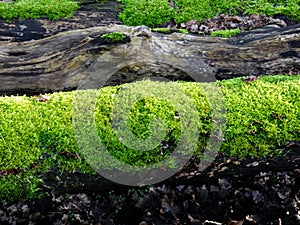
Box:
[0, 141, 299, 225]
[0, 1, 299, 225]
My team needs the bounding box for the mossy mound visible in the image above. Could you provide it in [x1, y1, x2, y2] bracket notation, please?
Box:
[118, 0, 300, 28]
[0, 75, 299, 201]
[0, 0, 78, 21]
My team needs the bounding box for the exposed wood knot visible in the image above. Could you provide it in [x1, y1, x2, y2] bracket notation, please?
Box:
[130, 26, 152, 39]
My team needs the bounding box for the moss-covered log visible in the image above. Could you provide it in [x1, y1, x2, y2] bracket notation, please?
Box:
[0, 76, 299, 201]
[0, 24, 299, 95]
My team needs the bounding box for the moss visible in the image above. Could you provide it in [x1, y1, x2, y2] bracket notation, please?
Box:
[101, 32, 127, 43]
[0, 75, 299, 201]
[177, 29, 189, 34]
[118, 0, 300, 28]
[211, 28, 241, 38]
[118, 0, 174, 28]
[151, 28, 171, 34]
[220, 75, 300, 156]
[151, 28, 189, 34]
[0, 0, 79, 21]
[92, 81, 210, 168]
[0, 173, 42, 202]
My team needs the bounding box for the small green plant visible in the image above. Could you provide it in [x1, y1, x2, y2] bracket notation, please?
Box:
[151, 28, 171, 34]
[177, 28, 189, 34]
[114, 195, 126, 213]
[101, 32, 126, 43]
[0, 0, 79, 21]
[151, 28, 189, 34]
[211, 28, 241, 37]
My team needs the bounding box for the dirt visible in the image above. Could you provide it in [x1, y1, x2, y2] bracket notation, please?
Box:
[0, 141, 299, 225]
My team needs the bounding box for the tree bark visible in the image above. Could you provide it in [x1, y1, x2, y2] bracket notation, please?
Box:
[0, 23, 299, 95]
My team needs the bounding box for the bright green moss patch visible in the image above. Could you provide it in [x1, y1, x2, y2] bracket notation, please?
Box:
[211, 28, 241, 38]
[151, 28, 172, 34]
[0, 0, 79, 21]
[118, 0, 300, 28]
[101, 32, 127, 43]
[0, 75, 299, 201]
[177, 29, 189, 34]
[0, 173, 42, 202]
[220, 75, 300, 157]
[151, 28, 189, 34]
[118, 0, 175, 28]
[0, 96, 40, 170]
[93, 81, 211, 168]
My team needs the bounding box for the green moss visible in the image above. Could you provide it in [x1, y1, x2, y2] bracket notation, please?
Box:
[151, 28, 171, 34]
[118, 0, 174, 28]
[0, 0, 78, 21]
[0, 173, 42, 202]
[93, 81, 210, 168]
[118, 0, 300, 28]
[177, 29, 189, 34]
[151, 28, 189, 34]
[220, 75, 300, 156]
[101, 32, 127, 43]
[211, 28, 241, 38]
[0, 96, 41, 170]
[0, 75, 299, 201]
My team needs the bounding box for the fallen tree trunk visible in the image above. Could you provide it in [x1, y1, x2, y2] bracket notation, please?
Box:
[0, 24, 299, 95]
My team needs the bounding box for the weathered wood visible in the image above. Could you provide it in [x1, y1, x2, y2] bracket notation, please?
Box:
[0, 24, 299, 95]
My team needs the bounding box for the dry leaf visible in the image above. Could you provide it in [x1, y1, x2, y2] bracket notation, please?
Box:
[35, 94, 51, 102]
[228, 219, 244, 225]
[242, 75, 258, 83]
